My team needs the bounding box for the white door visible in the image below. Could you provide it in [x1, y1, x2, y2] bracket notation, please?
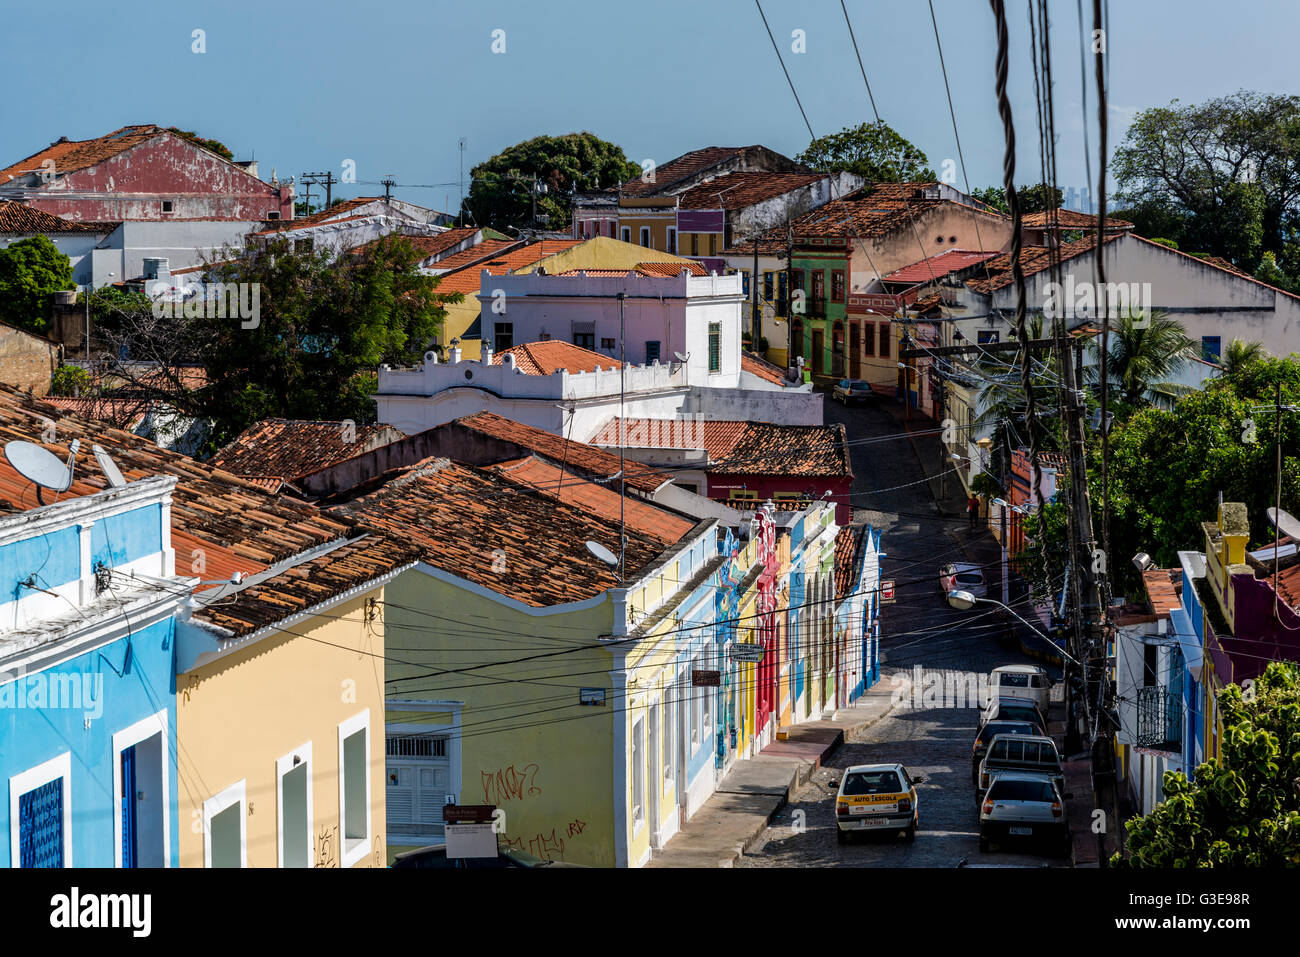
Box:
[386, 734, 450, 845]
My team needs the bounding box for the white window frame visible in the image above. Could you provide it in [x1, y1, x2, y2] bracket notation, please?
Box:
[667, 227, 677, 254]
[631, 716, 645, 834]
[661, 694, 674, 785]
[639, 226, 651, 249]
[112, 709, 171, 868]
[202, 779, 247, 868]
[9, 751, 72, 868]
[337, 709, 372, 868]
[276, 742, 314, 869]
[621, 226, 631, 244]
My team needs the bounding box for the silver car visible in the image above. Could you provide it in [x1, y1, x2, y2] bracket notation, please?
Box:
[978, 771, 1070, 856]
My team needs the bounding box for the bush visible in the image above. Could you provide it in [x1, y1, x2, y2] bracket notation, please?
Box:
[50, 364, 91, 397]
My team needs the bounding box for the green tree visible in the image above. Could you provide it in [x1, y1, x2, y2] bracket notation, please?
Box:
[49, 364, 91, 396]
[796, 121, 934, 182]
[1114, 92, 1300, 270]
[1220, 338, 1268, 379]
[1114, 660, 1300, 867]
[1087, 311, 1197, 409]
[0, 235, 76, 334]
[166, 128, 234, 162]
[463, 133, 639, 231]
[969, 183, 1063, 215]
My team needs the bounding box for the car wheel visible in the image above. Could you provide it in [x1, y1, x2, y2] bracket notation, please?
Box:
[979, 834, 990, 853]
[904, 822, 916, 843]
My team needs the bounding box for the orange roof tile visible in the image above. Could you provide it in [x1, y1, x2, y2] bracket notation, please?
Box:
[881, 249, 1000, 285]
[428, 239, 583, 295]
[0, 199, 108, 233]
[591, 417, 749, 462]
[210, 419, 405, 488]
[0, 125, 164, 183]
[1022, 208, 1132, 229]
[676, 172, 828, 209]
[491, 455, 693, 545]
[741, 352, 790, 386]
[617, 147, 751, 197]
[491, 341, 620, 375]
[1143, 568, 1181, 616]
[964, 233, 1125, 295]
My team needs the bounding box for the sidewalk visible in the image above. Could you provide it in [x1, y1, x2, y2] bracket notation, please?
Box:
[646, 674, 909, 867]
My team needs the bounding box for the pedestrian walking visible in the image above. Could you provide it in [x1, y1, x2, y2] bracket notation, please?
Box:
[967, 493, 980, 530]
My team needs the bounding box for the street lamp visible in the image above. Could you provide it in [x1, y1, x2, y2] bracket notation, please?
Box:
[946, 589, 1081, 666]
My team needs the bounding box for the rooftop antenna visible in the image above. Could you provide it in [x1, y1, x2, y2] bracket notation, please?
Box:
[5, 439, 81, 505]
[92, 444, 128, 488]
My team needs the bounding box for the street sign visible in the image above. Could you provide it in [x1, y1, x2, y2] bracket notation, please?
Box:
[881, 580, 896, 603]
[445, 822, 498, 859]
[442, 804, 495, 824]
[729, 643, 765, 663]
[692, 669, 721, 687]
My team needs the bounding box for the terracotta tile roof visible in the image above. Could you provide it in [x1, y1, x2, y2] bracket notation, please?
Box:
[881, 249, 1000, 285]
[1022, 209, 1132, 229]
[286, 197, 384, 229]
[721, 227, 789, 257]
[1199, 255, 1251, 277]
[0, 385, 419, 635]
[792, 196, 939, 240]
[39, 396, 150, 431]
[455, 411, 669, 493]
[491, 341, 620, 375]
[334, 456, 672, 606]
[491, 455, 693, 545]
[720, 422, 851, 478]
[617, 147, 751, 197]
[425, 238, 519, 272]
[254, 212, 376, 236]
[590, 417, 749, 462]
[964, 232, 1124, 294]
[555, 261, 708, 278]
[675, 172, 827, 210]
[0, 125, 164, 183]
[429, 239, 583, 295]
[209, 419, 405, 489]
[834, 524, 868, 601]
[1143, 568, 1181, 616]
[590, 418, 851, 478]
[0, 199, 106, 233]
[741, 352, 789, 386]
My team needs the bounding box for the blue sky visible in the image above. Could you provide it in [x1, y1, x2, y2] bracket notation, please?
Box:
[3, 0, 1295, 214]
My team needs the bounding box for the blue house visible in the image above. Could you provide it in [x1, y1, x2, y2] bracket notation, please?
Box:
[0, 472, 191, 867]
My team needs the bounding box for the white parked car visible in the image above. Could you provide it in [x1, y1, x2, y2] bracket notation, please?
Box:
[979, 771, 1070, 856]
[989, 664, 1053, 715]
[831, 763, 922, 844]
[940, 562, 986, 600]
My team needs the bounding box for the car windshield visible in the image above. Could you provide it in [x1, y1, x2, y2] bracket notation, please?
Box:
[998, 673, 1030, 687]
[955, 573, 983, 585]
[996, 703, 1038, 721]
[988, 779, 1056, 802]
[978, 722, 1036, 744]
[843, 770, 901, 795]
[851, 381, 870, 389]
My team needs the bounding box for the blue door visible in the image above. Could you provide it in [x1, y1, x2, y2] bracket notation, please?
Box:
[18, 779, 63, 868]
[121, 745, 137, 867]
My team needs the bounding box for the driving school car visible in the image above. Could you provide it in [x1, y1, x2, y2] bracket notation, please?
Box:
[831, 762, 923, 843]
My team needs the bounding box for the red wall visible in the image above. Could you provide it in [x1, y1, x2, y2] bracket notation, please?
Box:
[24, 135, 291, 221]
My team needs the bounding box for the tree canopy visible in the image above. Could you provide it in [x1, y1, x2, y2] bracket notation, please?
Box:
[1113, 91, 1300, 277]
[795, 121, 934, 182]
[463, 133, 639, 232]
[969, 183, 1063, 215]
[1115, 660, 1300, 867]
[0, 234, 76, 334]
[167, 128, 234, 163]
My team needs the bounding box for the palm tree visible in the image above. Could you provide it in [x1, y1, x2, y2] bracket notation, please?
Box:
[1087, 310, 1197, 409]
[1219, 338, 1267, 379]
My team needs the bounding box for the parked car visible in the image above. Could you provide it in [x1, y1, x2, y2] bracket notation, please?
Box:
[940, 562, 987, 600]
[979, 771, 1070, 856]
[976, 734, 1065, 797]
[980, 696, 1047, 733]
[830, 762, 923, 844]
[989, 664, 1053, 714]
[391, 843, 589, 868]
[971, 719, 1041, 785]
[833, 379, 876, 405]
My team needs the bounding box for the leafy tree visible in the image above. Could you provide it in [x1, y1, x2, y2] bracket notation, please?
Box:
[796, 121, 934, 183]
[1114, 660, 1300, 867]
[969, 183, 1063, 215]
[1220, 338, 1268, 379]
[1113, 92, 1300, 270]
[0, 235, 75, 334]
[463, 133, 639, 231]
[1087, 311, 1197, 409]
[166, 128, 234, 163]
[49, 364, 90, 397]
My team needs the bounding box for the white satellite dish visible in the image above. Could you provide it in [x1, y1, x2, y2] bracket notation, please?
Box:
[1267, 507, 1300, 544]
[585, 540, 619, 567]
[674, 352, 689, 363]
[92, 444, 128, 488]
[5, 439, 80, 504]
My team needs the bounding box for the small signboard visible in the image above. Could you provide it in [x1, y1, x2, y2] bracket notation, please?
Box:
[730, 643, 765, 663]
[444, 822, 498, 859]
[692, 669, 721, 687]
[881, 580, 896, 604]
[442, 804, 495, 824]
[579, 687, 606, 706]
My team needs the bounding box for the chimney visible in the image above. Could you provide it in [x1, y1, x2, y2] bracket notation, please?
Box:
[481, 341, 494, 366]
[236, 159, 259, 179]
[449, 338, 462, 364]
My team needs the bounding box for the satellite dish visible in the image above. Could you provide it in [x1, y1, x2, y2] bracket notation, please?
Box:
[5, 439, 80, 504]
[1267, 507, 1300, 544]
[92, 444, 128, 488]
[585, 540, 619, 567]
[674, 352, 689, 363]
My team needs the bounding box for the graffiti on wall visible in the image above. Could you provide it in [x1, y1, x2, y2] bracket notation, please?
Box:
[481, 762, 542, 804]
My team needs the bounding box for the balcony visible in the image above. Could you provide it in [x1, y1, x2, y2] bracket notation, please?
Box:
[1135, 685, 1182, 751]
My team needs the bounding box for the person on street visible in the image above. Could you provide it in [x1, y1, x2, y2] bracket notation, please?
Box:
[968, 493, 980, 531]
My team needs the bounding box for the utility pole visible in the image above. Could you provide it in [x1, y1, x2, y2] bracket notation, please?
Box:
[380, 176, 396, 202]
[752, 236, 760, 347]
[300, 172, 336, 212]
[459, 137, 467, 227]
[618, 292, 627, 583]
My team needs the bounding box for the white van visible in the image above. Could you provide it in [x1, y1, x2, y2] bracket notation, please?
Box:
[988, 665, 1052, 714]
